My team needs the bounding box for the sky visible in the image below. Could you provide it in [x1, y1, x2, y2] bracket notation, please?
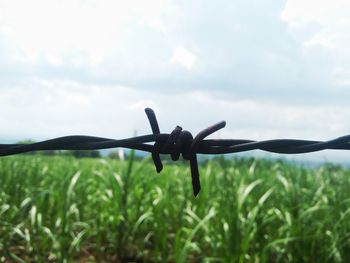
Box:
[1, 0, 350, 163]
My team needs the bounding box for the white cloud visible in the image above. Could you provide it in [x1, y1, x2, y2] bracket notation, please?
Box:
[0, 0, 167, 65]
[281, 0, 350, 26]
[170, 46, 196, 70]
[281, 0, 350, 87]
[128, 100, 159, 111]
[0, 0, 343, 100]
[331, 67, 350, 87]
[281, 1, 350, 53]
[1, 78, 349, 141]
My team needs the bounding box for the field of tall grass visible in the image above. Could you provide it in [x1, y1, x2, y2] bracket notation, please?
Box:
[1, 153, 350, 262]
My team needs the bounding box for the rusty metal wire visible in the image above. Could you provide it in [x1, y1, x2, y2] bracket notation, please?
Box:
[1, 107, 350, 196]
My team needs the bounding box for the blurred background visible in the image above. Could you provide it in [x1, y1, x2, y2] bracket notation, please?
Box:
[1, 0, 350, 163]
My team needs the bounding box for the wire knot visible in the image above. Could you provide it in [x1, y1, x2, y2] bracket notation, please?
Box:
[145, 108, 226, 197]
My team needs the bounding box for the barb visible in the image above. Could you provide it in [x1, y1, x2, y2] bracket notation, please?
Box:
[1, 108, 350, 196]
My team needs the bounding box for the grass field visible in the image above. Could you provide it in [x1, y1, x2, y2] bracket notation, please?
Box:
[1, 153, 350, 262]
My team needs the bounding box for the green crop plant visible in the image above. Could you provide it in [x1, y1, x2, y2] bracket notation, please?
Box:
[1, 155, 350, 262]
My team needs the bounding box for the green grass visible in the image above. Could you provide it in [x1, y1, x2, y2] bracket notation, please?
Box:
[1, 154, 350, 262]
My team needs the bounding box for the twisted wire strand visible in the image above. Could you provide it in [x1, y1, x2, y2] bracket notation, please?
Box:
[1, 107, 350, 196]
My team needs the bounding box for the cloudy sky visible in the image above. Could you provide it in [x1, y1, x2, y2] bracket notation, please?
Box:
[1, 0, 350, 162]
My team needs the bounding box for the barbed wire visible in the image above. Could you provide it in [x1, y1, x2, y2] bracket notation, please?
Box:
[1, 107, 350, 196]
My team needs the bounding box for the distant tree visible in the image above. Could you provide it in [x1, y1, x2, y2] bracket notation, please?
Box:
[16, 139, 37, 155]
[67, 150, 101, 159]
[108, 150, 149, 162]
[16, 139, 36, 145]
[108, 151, 120, 159]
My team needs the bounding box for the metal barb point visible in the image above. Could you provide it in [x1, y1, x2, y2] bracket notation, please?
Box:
[144, 108, 225, 196]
